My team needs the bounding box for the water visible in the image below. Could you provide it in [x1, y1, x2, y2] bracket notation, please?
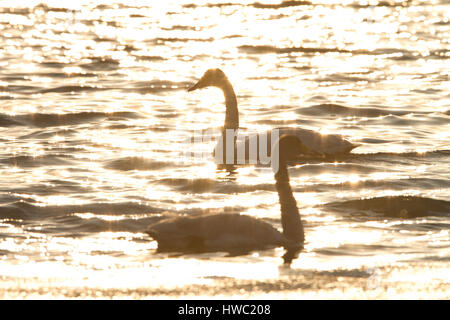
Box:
[0, 0, 449, 299]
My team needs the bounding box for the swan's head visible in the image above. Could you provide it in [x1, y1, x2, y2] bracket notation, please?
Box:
[188, 68, 227, 92]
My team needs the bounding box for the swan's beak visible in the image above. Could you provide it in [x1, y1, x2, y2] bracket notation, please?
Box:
[187, 76, 208, 92]
[187, 82, 200, 92]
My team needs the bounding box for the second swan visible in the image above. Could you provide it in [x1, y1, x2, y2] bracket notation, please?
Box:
[147, 135, 307, 263]
[187, 68, 358, 163]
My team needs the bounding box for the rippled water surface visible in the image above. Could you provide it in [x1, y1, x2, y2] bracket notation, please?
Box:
[0, 0, 449, 299]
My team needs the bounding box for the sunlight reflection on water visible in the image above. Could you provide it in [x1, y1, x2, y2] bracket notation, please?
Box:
[0, 0, 448, 298]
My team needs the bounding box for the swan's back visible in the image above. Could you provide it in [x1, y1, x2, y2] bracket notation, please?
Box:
[277, 127, 357, 155]
[230, 127, 356, 164]
[147, 213, 284, 252]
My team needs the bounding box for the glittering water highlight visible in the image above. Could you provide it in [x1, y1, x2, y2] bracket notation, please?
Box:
[0, 0, 449, 299]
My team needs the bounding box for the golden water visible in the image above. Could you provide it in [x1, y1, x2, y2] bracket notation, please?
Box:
[0, 0, 449, 298]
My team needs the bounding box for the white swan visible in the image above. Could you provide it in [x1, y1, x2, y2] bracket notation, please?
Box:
[146, 135, 306, 263]
[188, 68, 358, 163]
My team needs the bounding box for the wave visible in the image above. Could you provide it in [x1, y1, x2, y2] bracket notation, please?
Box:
[239, 44, 354, 55]
[39, 61, 70, 69]
[0, 201, 162, 235]
[152, 37, 214, 43]
[18, 128, 77, 140]
[33, 3, 69, 13]
[158, 177, 276, 194]
[134, 55, 165, 62]
[126, 80, 191, 94]
[251, 1, 312, 9]
[296, 149, 450, 164]
[411, 88, 442, 94]
[0, 201, 159, 220]
[434, 19, 450, 26]
[182, 0, 420, 10]
[184, 1, 311, 9]
[80, 57, 120, 71]
[0, 7, 31, 15]
[105, 157, 174, 171]
[159, 178, 218, 193]
[158, 174, 450, 196]
[0, 111, 141, 128]
[350, 149, 450, 160]
[1, 73, 95, 87]
[296, 103, 416, 118]
[324, 196, 450, 218]
[36, 71, 97, 79]
[2, 180, 87, 197]
[38, 85, 105, 94]
[297, 177, 450, 194]
[1, 84, 38, 94]
[0, 116, 20, 127]
[0, 154, 73, 167]
[316, 73, 373, 83]
[239, 45, 446, 60]
[239, 44, 410, 55]
[350, 1, 411, 9]
[184, 2, 237, 9]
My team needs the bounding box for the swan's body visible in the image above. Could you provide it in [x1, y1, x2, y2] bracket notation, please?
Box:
[147, 213, 285, 252]
[188, 68, 357, 163]
[147, 135, 305, 262]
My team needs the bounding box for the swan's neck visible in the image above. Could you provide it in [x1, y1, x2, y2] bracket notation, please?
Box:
[275, 162, 305, 244]
[219, 78, 239, 130]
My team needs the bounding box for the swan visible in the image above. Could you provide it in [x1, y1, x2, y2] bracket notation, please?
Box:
[146, 135, 306, 263]
[187, 68, 358, 163]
